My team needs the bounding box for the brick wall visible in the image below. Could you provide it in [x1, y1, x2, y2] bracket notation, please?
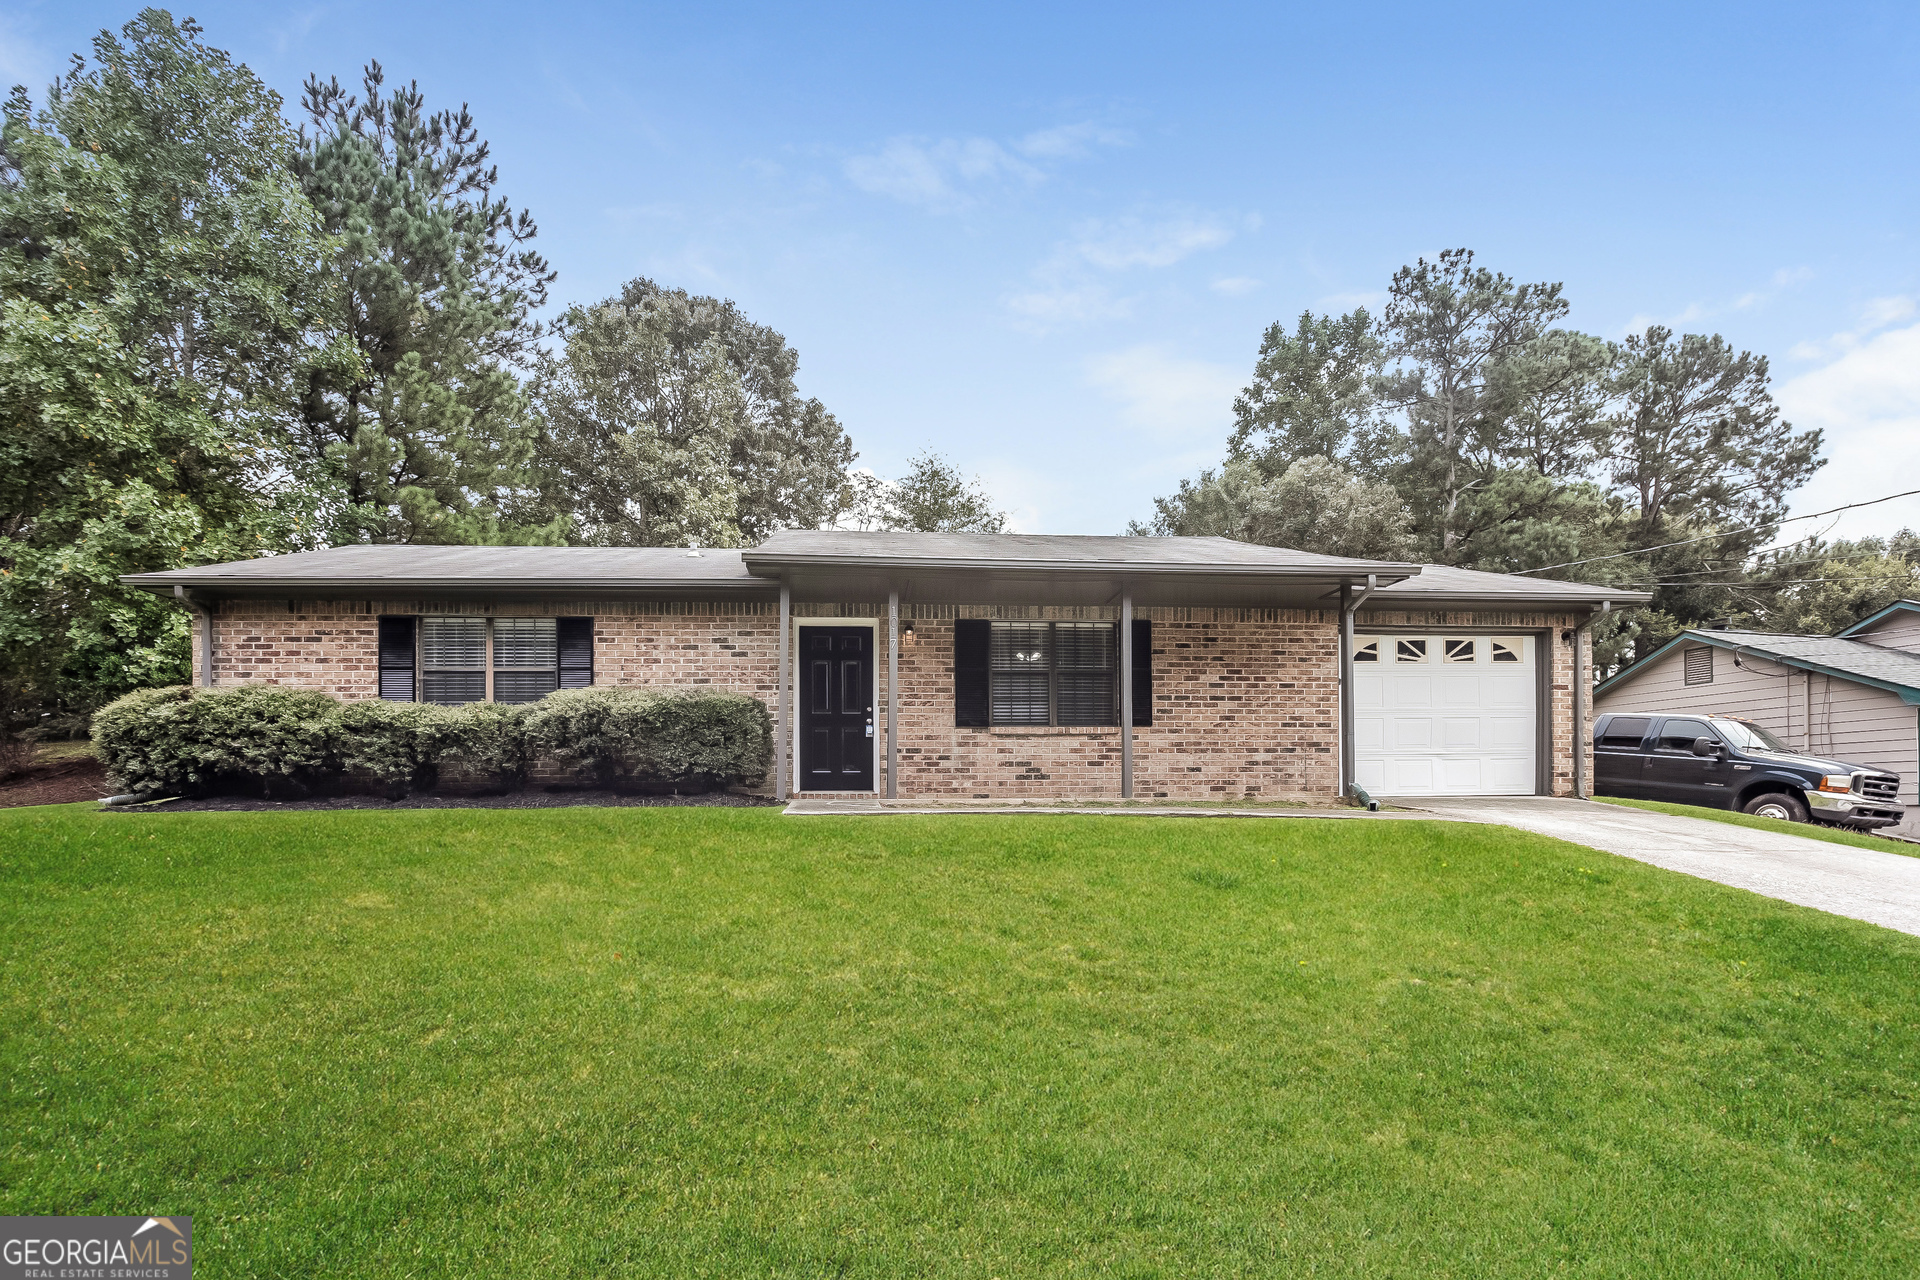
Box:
[874, 606, 1340, 801]
[191, 597, 1588, 800]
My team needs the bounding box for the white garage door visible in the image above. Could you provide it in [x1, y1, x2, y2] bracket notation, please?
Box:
[1354, 634, 1537, 797]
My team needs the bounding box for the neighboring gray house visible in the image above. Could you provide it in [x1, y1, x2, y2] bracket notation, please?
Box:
[1593, 600, 1920, 834]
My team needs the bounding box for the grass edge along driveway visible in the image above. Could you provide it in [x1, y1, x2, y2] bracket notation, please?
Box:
[2, 804, 1916, 1278]
[1597, 794, 1920, 857]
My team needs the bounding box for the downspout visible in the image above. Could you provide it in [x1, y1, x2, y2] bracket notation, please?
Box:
[1339, 574, 1378, 799]
[776, 580, 791, 802]
[175, 585, 214, 688]
[1571, 600, 1609, 799]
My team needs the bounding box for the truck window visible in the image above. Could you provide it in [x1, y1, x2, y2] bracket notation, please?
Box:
[1597, 716, 1651, 748]
[1655, 719, 1715, 752]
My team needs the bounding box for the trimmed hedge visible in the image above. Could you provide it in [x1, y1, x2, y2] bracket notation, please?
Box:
[93, 684, 771, 798]
[522, 687, 774, 787]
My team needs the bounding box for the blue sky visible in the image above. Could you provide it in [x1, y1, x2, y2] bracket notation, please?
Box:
[7, 1, 1920, 540]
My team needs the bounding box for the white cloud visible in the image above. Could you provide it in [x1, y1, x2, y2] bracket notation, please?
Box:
[1067, 214, 1235, 270]
[1006, 210, 1246, 331]
[1786, 295, 1916, 361]
[1005, 284, 1130, 327]
[843, 136, 1039, 211]
[1212, 276, 1262, 296]
[1014, 122, 1130, 159]
[1622, 267, 1815, 336]
[1084, 344, 1242, 441]
[842, 121, 1123, 212]
[1776, 322, 1920, 538]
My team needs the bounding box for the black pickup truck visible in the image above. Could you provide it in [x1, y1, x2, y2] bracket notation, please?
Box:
[1593, 712, 1906, 829]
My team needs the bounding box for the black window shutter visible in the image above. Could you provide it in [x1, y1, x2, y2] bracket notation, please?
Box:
[377, 616, 416, 701]
[954, 619, 990, 726]
[558, 617, 594, 689]
[1130, 618, 1152, 726]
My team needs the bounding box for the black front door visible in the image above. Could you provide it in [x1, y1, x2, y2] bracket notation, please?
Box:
[799, 626, 874, 791]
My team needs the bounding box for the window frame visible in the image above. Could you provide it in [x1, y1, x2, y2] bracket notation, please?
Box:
[492, 616, 560, 705]
[396, 615, 593, 706]
[419, 615, 489, 706]
[986, 620, 1120, 727]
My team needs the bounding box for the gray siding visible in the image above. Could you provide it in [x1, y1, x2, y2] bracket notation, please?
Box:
[1855, 611, 1920, 655]
[1596, 643, 1920, 829]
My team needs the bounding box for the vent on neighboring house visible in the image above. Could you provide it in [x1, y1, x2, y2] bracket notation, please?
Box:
[1684, 647, 1713, 685]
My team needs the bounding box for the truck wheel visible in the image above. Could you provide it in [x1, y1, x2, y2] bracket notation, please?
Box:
[1743, 792, 1808, 823]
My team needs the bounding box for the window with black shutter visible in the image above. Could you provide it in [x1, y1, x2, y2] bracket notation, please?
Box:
[558, 617, 594, 688]
[377, 616, 416, 701]
[954, 620, 1141, 727]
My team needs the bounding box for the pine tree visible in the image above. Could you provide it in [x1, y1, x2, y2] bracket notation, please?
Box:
[294, 62, 560, 544]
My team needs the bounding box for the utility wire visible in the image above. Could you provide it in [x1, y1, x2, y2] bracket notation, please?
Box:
[1653, 550, 1920, 580]
[1508, 487, 1920, 576]
[1649, 571, 1920, 588]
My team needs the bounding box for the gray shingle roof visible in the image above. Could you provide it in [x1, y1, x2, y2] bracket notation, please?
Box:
[744, 531, 1419, 574]
[1597, 627, 1920, 701]
[122, 544, 759, 589]
[1674, 629, 1920, 694]
[1370, 563, 1650, 606]
[120, 533, 1651, 609]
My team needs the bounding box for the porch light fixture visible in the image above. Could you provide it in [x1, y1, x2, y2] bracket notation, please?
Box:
[902, 622, 915, 646]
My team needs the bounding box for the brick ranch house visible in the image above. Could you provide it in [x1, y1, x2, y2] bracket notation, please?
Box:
[124, 532, 1648, 803]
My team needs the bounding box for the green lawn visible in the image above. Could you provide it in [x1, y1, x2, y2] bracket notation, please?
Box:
[2, 805, 1917, 1277]
[1597, 795, 1920, 856]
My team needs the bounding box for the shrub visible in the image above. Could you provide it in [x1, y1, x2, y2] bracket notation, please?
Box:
[637, 688, 772, 785]
[92, 682, 770, 798]
[437, 702, 531, 793]
[522, 687, 654, 785]
[94, 684, 339, 797]
[334, 700, 458, 797]
[521, 687, 770, 788]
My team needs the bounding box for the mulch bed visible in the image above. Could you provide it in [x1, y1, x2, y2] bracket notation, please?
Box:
[0, 754, 110, 809]
[112, 789, 783, 813]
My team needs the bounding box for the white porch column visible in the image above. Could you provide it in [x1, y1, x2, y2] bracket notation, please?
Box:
[1120, 589, 1133, 799]
[776, 581, 791, 801]
[887, 588, 899, 799]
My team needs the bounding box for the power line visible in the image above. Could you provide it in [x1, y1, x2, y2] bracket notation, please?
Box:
[1651, 571, 1920, 589]
[1508, 487, 1920, 576]
[1653, 550, 1920, 580]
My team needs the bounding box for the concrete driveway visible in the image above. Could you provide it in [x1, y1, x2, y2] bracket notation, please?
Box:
[1402, 796, 1920, 937]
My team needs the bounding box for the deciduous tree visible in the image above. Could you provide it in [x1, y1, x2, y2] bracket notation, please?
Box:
[0, 10, 343, 718]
